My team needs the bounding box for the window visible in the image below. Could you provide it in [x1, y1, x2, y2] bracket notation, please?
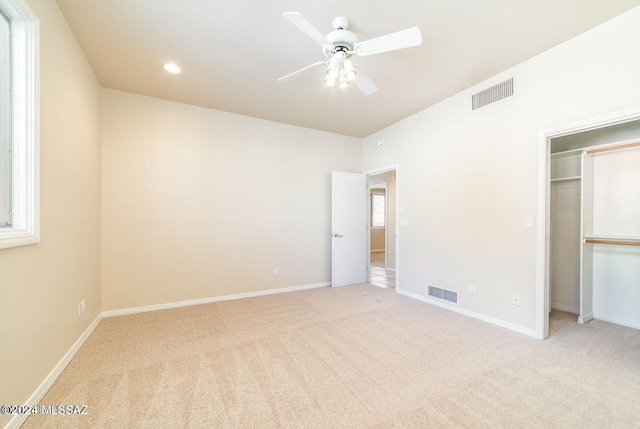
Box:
[371, 193, 386, 228]
[1, 9, 9, 227]
[0, 0, 39, 250]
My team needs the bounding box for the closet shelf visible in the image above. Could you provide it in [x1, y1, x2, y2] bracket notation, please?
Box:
[585, 141, 640, 155]
[584, 235, 640, 247]
[551, 175, 581, 182]
[551, 148, 584, 157]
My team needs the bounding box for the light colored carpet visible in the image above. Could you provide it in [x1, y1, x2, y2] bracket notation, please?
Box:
[23, 284, 640, 428]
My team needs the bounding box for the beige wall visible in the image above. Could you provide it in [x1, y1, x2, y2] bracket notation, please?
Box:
[101, 89, 362, 311]
[0, 0, 101, 425]
[362, 7, 640, 331]
[370, 228, 385, 251]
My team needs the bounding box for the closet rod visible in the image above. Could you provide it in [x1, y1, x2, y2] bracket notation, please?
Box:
[585, 239, 640, 247]
[586, 141, 640, 155]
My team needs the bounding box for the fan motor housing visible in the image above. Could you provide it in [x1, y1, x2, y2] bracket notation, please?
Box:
[324, 29, 357, 57]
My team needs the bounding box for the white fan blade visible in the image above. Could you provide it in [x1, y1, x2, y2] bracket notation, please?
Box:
[283, 12, 331, 47]
[354, 27, 422, 56]
[278, 60, 328, 82]
[353, 66, 378, 95]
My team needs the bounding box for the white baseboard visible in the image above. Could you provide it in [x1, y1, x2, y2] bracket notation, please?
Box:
[593, 312, 640, 330]
[6, 313, 103, 429]
[102, 282, 331, 318]
[396, 288, 537, 338]
[578, 312, 594, 324]
[551, 302, 579, 315]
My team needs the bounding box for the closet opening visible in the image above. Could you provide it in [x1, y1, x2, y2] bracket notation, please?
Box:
[539, 116, 640, 339]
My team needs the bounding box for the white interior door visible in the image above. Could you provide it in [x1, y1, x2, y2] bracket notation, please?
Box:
[332, 171, 366, 287]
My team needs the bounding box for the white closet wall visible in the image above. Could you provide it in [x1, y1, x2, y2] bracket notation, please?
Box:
[550, 153, 581, 314]
[589, 146, 640, 328]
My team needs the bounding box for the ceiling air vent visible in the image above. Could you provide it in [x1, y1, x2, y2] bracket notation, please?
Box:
[472, 78, 514, 110]
[427, 285, 458, 305]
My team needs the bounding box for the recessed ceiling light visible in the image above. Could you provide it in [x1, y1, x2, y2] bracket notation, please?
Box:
[163, 63, 181, 74]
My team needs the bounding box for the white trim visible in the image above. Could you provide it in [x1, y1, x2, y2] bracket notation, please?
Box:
[535, 126, 550, 340]
[578, 312, 594, 324]
[397, 288, 537, 338]
[102, 282, 330, 317]
[551, 302, 579, 315]
[364, 164, 398, 176]
[5, 313, 102, 429]
[0, 0, 40, 250]
[593, 313, 640, 330]
[536, 106, 640, 340]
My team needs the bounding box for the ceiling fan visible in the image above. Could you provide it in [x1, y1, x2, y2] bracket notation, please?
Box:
[278, 12, 422, 95]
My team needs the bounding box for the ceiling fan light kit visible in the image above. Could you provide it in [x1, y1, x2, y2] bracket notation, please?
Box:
[343, 59, 356, 80]
[338, 69, 349, 88]
[279, 12, 422, 95]
[325, 51, 355, 88]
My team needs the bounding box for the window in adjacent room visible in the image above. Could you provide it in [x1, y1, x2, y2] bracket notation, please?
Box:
[371, 192, 386, 228]
[0, 0, 39, 250]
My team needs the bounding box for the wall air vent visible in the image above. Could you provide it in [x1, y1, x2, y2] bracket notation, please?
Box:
[472, 78, 514, 110]
[427, 285, 459, 305]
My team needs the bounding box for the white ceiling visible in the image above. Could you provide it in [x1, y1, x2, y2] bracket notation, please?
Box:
[55, 0, 640, 138]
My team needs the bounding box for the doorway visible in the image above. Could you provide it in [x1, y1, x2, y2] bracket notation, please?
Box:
[367, 167, 398, 289]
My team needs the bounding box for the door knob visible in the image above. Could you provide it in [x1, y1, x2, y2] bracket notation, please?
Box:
[333, 233, 343, 238]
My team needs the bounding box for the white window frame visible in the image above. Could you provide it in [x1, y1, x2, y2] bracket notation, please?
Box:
[0, 0, 39, 250]
[370, 193, 386, 229]
[370, 183, 387, 230]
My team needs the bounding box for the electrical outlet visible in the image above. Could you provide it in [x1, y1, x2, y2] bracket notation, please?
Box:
[469, 284, 476, 294]
[512, 293, 521, 306]
[274, 268, 280, 276]
[78, 299, 86, 316]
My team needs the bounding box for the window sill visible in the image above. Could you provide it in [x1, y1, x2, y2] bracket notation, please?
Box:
[0, 227, 40, 250]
